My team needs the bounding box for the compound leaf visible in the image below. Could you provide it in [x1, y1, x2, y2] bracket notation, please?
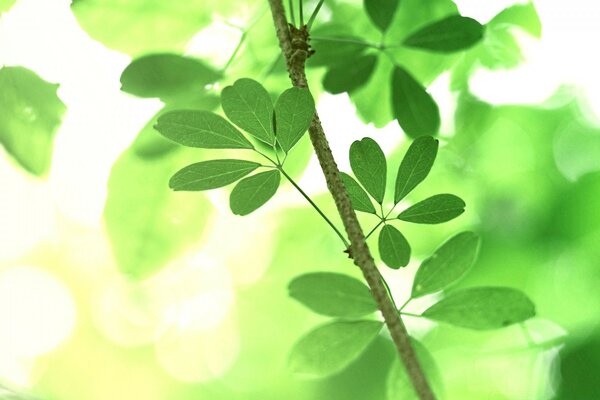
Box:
[422, 287, 536, 330]
[230, 170, 280, 216]
[364, 0, 399, 32]
[349, 137, 386, 204]
[378, 224, 411, 269]
[221, 78, 275, 145]
[169, 159, 261, 191]
[398, 194, 465, 224]
[155, 110, 253, 149]
[412, 232, 480, 298]
[395, 136, 439, 203]
[289, 320, 383, 377]
[274, 87, 315, 152]
[341, 172, 376, 214]
[403, 15, 485, 53]
[288, 272, 377, 318]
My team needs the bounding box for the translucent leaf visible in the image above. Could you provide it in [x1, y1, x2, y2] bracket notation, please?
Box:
[120, 54, 220, 101]
[394, 136, 439, 203]
[341, 172, 376, 214]
[289, 320, 383, 377]
[398, 194, 465, 224]
[274, 87, 315, 153]
[386, 339, 443, 399]
[0, 0, 16, 14]
[169, 159, 261, 191]
[391, 66, 440, 138]
[351, 55, 395, 128]
[229, 170, 280, 216]
[323, 54, 378, 94]
[422, 287, 536, 330]
[154, 110, 253, 149]
[490, 2, 542, 38]
[221, 78, 275, 145]
[412, 232, 480, 298]
[307, 24, 368, 68]
[378, 225, 411, 269]
[288, 272, 377, 318]
[0, 66, 66, 176]
[104, 150, 211, 279]
[403, 15, 485, 53]
[364, 0, 399, 32]
[349, 137, 386, 204]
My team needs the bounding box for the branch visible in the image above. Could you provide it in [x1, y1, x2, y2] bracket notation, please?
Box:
[267, 1, 436, 398]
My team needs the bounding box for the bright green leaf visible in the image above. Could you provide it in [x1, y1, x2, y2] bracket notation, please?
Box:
[120, 54, 220, 101]
[398, 194, 465, 224]
[0, 0, 16, 14]
[378, 225, 411, 269]
[169, 159, 261, 191]
[274, 87, 315, 153]
[349, 137, 386, 204]
[0, 66, 66, 176]
[230, 170, 280, 216]
[490, 2, 542, 38]
[155, 110, 254, 149]
[422, 287, 536, 330]
[412, 232, 481, 298]
[364, 0, 399, 32]
[391, 66, 440, 138]
[289, 320, 383, 377]
[395, 136, 439, 203]
[288, 272, 377, 318]
[341, 172, 376, 214]
[403, 15, 485, 53]
[323, 54, 378, 94]
[221, 78, 275, 145]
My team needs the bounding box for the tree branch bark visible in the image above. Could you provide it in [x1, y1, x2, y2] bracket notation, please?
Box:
[267, 1, 436, 399]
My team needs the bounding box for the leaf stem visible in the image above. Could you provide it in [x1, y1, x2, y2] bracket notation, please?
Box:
[279, 168, 349, 247]
[310, 35, 385, 50]
[398, 297, 412, 312]
[299, 0, 304, 26]
[253, 148, 279, 166]
[288, 0, 296, 26]
[222, 32, 247, 74]
[365, 219, 384, 240]
[306, 0, 325, 30]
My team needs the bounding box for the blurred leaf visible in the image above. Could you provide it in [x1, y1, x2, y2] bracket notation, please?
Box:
[412, 232, 480, 298]
[386, 339, 443, 399]
[403, 15, 485, 53]
[274, 87, 315, 152]
[0, 66, 65, 176]
[557, 329, 600, 399]
[350, 137, 387, 204]
[221, 78, 275, 145]
[395, 136, 439, 203]
[378, 224, 411, 269]
[364, 0, 399, 32]
[120, 54, 220, 101]
[289, 320, 383, 377]
[398, 194, 465, 224]
[489, 2, 541, 38]
[169, 159, 261, 191]
[104, 150, 211, 279]
[422, 287, 536, 330]
[391, 66, 440, 138]
[0, 0, 16, 14]
[351, 55, 395, 128]
[155, 110, 253, 149]
[288, 272, 377, 318]
[307, 24, 368, 68]
[323, 54, 378, 94]
[479, 25, 524, 70]
[230, 170, 280, 215]
[341, 172, 376, 214]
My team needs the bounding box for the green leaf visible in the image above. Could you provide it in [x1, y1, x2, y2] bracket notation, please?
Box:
[120, 54, 220, 101]
[386, 339, 443, 399]
[307, 24, 368, 67]
[221, 78, 275, 145]
[349, 137, 386, 204]
[364, 0, 399, 32]
[274, 87, 315, 153]
[391, 66, 440, 138]
[230, 170, 280, 216]
[169, 159, 261, 191]
[398, 194, 465, 224]
[0, 66, 66, 176]
[288, 272, 377, 318]
[394, 136, 439, 203]
[422, 287, 536, 330]
[323, 54, 378, 94]
[403, 15, 485, 53]
[104, 150, 211, 279]
[289, 320, 383, 377]
[0, 0, 16, 14]
[155, 110, 254, 149]
[412, 232, 481, 298]
[341, 172, 376, 214]
[490, 2, 542, 38]
[378, 225, 411, 269]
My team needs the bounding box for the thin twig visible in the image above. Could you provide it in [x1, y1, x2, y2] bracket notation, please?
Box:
[267, 1, 436, 398]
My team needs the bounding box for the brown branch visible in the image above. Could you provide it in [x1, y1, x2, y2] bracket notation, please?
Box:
[267, 1, 436, 399]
